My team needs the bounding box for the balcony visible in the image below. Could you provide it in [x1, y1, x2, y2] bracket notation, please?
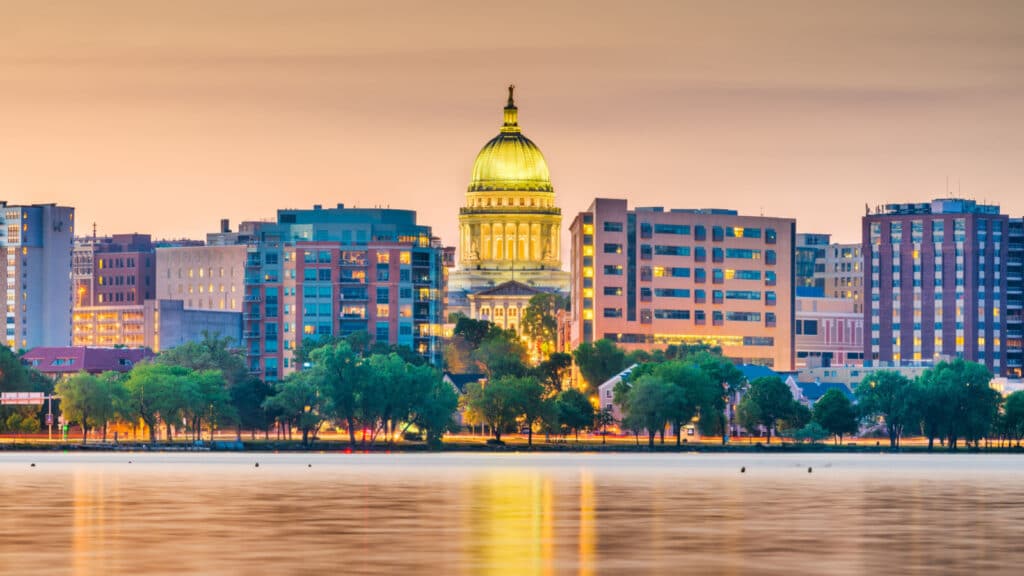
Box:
[243, 313, 261, 321]
[243, 331, 260, 340]
[243, 294, 262, 303]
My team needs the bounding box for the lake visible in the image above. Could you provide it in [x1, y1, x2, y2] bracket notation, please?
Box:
[1, 452, 1022, 575]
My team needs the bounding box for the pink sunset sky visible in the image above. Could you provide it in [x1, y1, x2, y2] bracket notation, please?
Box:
[2, 0, 1023, 249]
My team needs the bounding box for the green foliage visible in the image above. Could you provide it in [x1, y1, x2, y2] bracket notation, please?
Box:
[916, 360, 1001, 449]
[521, 293, 567, 358]
[779, 402, 812, 437]
[508, 376, 548, 446]
[741, 376, 796, 444]
[812, 389, 858, 444]
[156, 331, 246, 386]
[56, 371, 126, 443]
[555, 388, 594, 439]
[623, 375, 687, 446]
[464, 377, 520, 443]
[453, 317, 493, 348]
[573, 339, 627, 393]
[534, 352, 572, 393]
[855, 370, 918, 447]
[792, 421, 829, 444]
[1003, 391, 1024, 446]
[471, 328, 528, 379]
[262, 370, 329, 446]
[410, 377, 459, 449]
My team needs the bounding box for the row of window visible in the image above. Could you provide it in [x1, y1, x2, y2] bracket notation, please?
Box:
[603, 221, 778, 243]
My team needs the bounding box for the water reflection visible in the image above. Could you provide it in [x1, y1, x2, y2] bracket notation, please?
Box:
[1, 453, 1024, 575]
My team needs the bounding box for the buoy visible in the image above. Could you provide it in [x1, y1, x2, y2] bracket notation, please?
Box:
[740, 467, 746, 473]
[30, 463, 36, 468]
[808, 467, 813, 473]
[255, 462, 260, 468]
[308, 464, 312, 468]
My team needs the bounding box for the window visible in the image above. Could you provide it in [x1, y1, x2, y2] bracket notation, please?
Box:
[603, 243, 623, 254]
[796, 319, 818, 335]
[726, 227, 761, 238]
[725, 248, 761, 259]
[712, 226, 724, 242]
[603, 265, 623, 276]
[654, 288, 690, 298]
[654, 309, 690, 320]
[653, 266, 689, 278]
[694, 246, 706, 262]
[603, 222, 623, 232]
[604, 286, 623, 296]
[725, 290, 761, 300]
[376, 287, 390, 304]
[765, 228, 777, 244]
[694, 226, 706, 241]
[603, 308, 623, 318]
[654, 245, 691, 256]
[654, 224, 690, 235]
[694, 289, 706, 303]
[318, 269, 331, 282]
[376, 267, 390, 281]
[377, 252, 390, 264]
[725, 311, 761, 322]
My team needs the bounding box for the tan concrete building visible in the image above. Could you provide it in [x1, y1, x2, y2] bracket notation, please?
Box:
[795, 296, 864, 368]
[156, 244, 246, 312]
[569, 198, 795, 370]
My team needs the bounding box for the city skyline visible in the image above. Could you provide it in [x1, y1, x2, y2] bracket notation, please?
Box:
[4, 0, 1024, 250]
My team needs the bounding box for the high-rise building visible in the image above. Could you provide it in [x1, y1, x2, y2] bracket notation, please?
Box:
[1006, 218, 1023, 377]
[795, 233, 830, 294]
[76, 234, 156, 307]
[815, 242, 863, 314]
[863, 198, 1009, 374]
[156, 244, 248, 312]
[0, 202, 75, 349]
[569, 198, 795, 370]
[243, 204, 446, 381]
[447, 86, 570, 326]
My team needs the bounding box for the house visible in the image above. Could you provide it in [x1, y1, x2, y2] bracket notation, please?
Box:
[22, 346, 154, 380]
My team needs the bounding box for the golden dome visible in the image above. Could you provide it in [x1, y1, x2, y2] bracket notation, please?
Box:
[468, 86, 553, 194]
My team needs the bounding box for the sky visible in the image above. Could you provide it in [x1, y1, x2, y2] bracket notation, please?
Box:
[2, 0, 1023, 249]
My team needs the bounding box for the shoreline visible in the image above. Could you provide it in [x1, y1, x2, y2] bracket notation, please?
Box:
[2, 440, 1022, 454]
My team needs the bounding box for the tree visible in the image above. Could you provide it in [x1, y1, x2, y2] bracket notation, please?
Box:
[813, 389, 858, 444]
[521, 292, 567, 359]
[508, 376, 547, 447]
[688, 351, 746, 443]
[534, 352, 572, 394]
[262, 371, 328, 446]
[308, 341, 365, 447]
[56, 372, 101, 444]
[855, 370, 916, 448]
[778, 401, 812, 438]
[157, 331, 246, 386]
[453, 317, 493, 348]
[650, 361, 715, 445]
[123, 363, 192, 443]
[573, 339, 627, 393]
[464, 378, 520, 443]
[472, 329, 528, 379]
[556, 388, 594, 440]
[741, 377, 795, 444]
[410, 376, 459, 449]
[793, 422, 829, 444]
[230, 377, 273, 440]
[917, 360, 999, 449]
[593, 408, 616, 444]
[621, 375, 686, 447]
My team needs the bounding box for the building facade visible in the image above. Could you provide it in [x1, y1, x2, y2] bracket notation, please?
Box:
[156, 244, 247, 312]
[795, 233, 829, 294]
[818, 242, 864, 312]
[447, 86, 569, 322]
[74, 234, 157, 307]
[1, 202, 75, 349]
[863, 199, 1009, 375]
[795, 296, 864, 368]
[1007, 218, 1023, 377]
[242, 204, 446, 381]
[569, 198, 795, 370]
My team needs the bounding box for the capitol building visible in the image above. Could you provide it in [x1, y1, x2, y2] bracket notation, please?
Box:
[447, 87, 570, 331]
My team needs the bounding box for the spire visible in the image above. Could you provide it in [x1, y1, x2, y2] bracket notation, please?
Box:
[502, 84, 519, 133]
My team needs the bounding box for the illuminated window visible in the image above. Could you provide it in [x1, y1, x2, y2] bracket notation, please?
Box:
[399, 251, 411, 265]
[582, 224, 594, 235]
[582, 309, 594, 320]
[583, 245, 594, 257]
[583, 267, 594, 278]
[377, 252, 390, 264]
[582, 288, 594, 298]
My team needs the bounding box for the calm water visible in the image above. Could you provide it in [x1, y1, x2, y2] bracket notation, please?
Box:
[1, 452, 1023, 575]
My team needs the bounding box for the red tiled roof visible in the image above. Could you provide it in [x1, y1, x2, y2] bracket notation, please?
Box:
[22, 347, 154, 375]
